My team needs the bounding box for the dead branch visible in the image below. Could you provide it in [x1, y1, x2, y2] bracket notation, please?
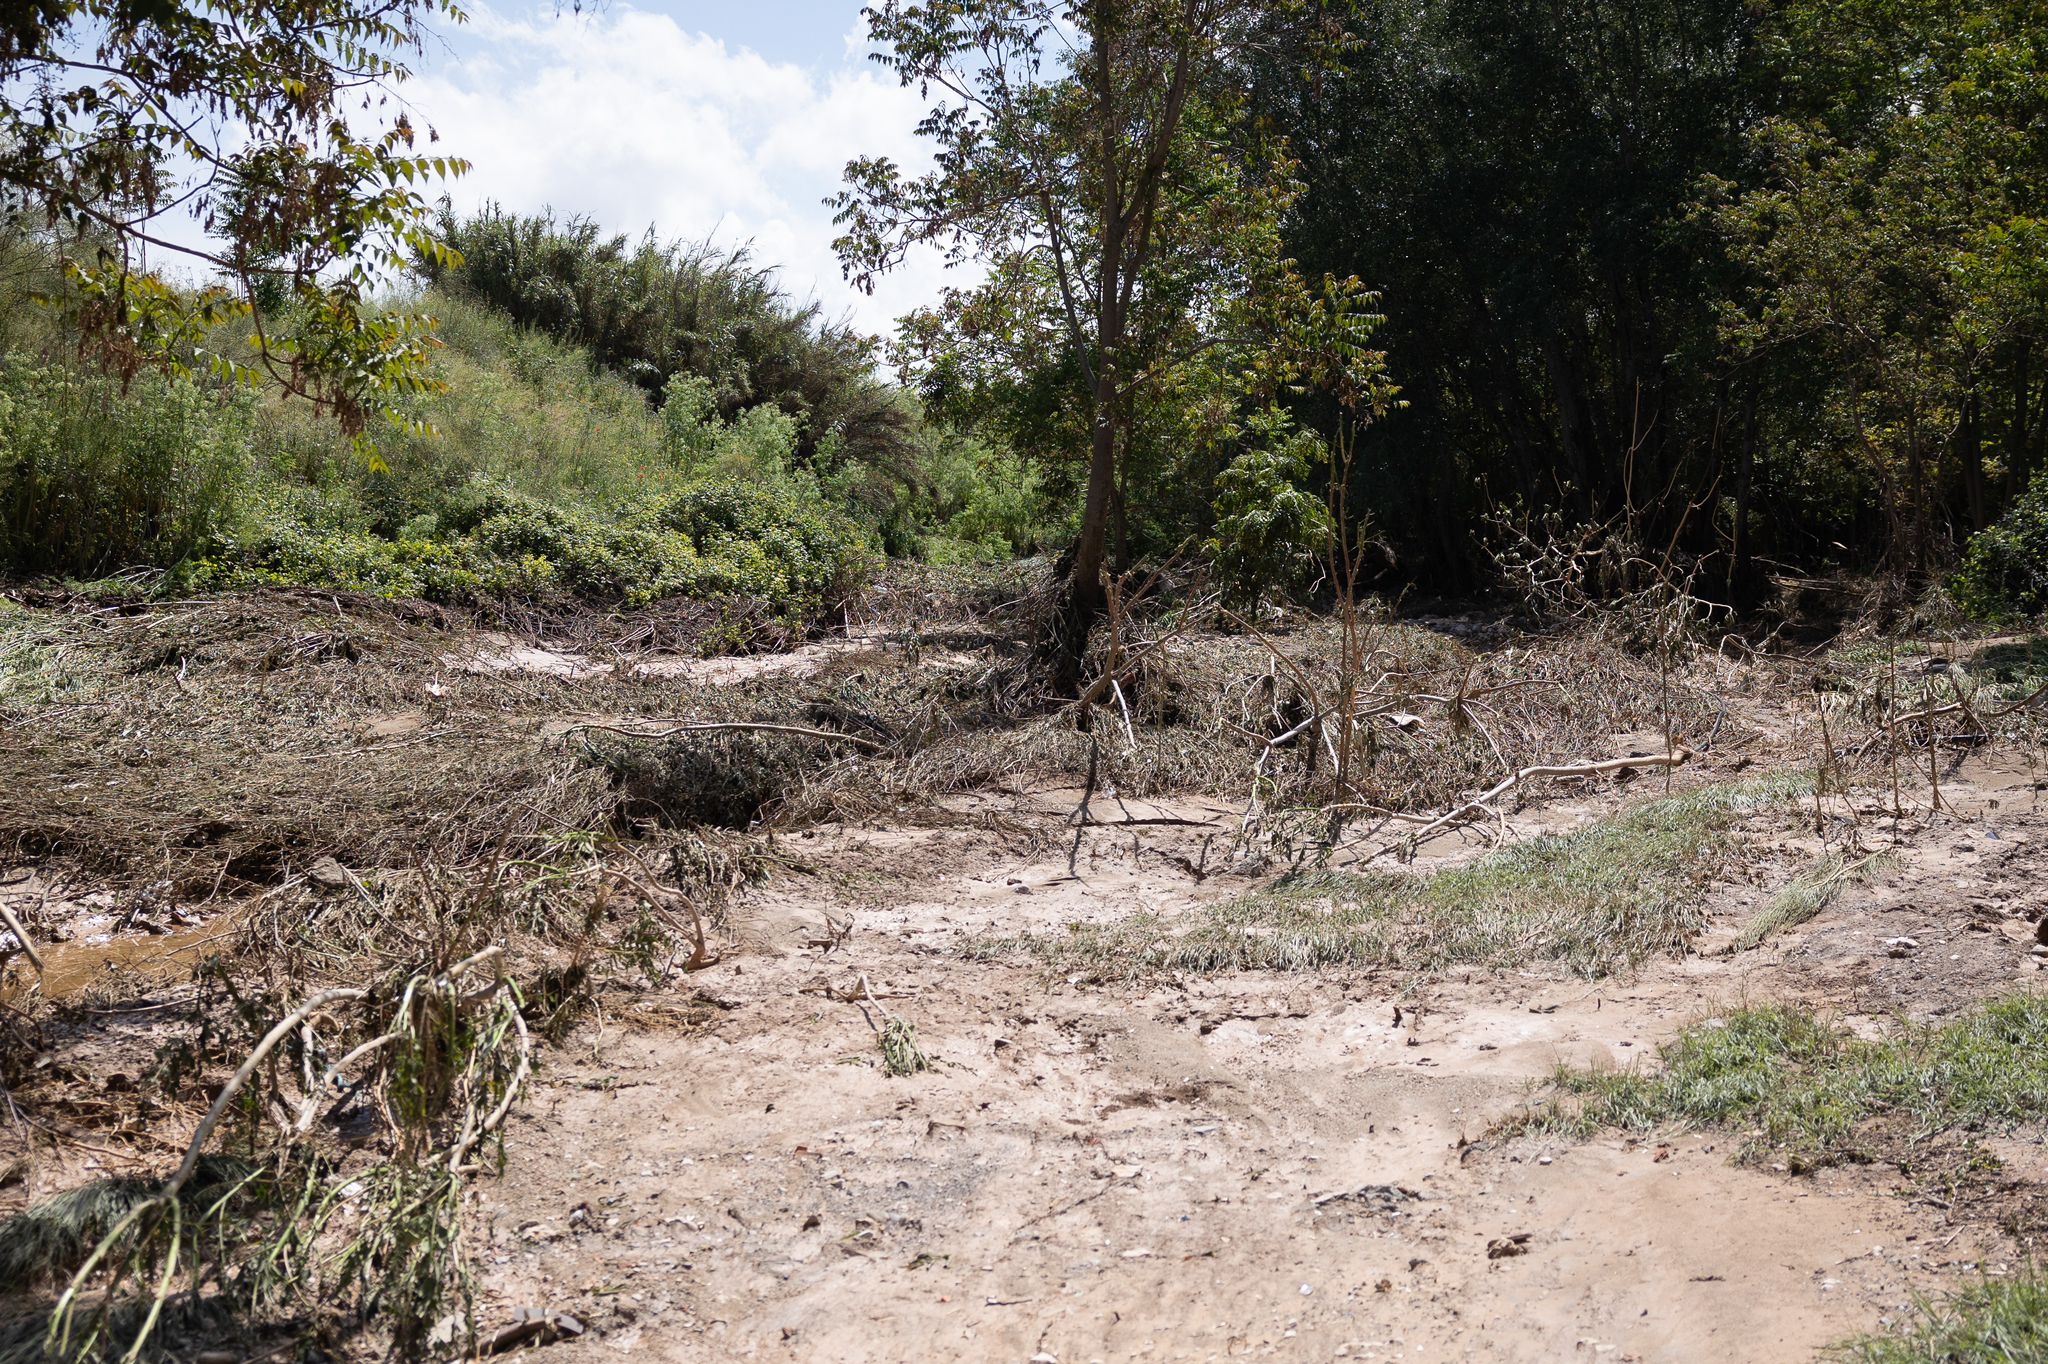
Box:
[1403, 748, 1694, 851]
[0, 903, 44, 977]
[1070, 588, 1219, 712]
[1074, 815, 1220, 828]
[616, 854, 718, 972]
[175, 985, 370, 1190]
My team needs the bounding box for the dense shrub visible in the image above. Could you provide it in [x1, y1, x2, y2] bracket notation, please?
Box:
[421, 205, 914, 477]
[1954, 471, 2048, 621]
[1206, 419, 1332, 605]
[918, 438, 1053, 563]
[0, 354, 251, 576]
[253, 292, 675, 526]
[184, 480, 873, 622]
[0, 248, 999, 621]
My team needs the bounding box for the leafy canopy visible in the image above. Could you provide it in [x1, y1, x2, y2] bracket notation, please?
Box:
[0, 0, 469, 456]
[837, 1, 1387, 620]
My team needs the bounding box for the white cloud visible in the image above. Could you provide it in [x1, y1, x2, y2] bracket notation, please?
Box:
[403, 3, 959, 337]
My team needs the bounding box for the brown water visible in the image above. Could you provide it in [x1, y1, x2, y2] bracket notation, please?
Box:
[5, 911, 234, 1002]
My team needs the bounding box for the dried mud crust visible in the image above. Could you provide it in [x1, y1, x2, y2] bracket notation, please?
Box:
[4, 596, 2045, 1361]
[1758, 778, 2048, 1024]
[473, 760, 2048, 1364]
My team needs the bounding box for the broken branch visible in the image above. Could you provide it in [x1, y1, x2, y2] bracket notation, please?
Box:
[1404, 748, 1694, 850]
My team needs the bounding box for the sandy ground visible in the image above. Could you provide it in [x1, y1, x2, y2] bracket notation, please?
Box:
[6, 611, 2044, 1363]
[468, 762, 2047, 1364]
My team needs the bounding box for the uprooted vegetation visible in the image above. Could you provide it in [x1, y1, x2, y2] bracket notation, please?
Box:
[0, 813, 734, 1359]
[2, 570, 2047, 1360]
[0, 577, 1737, 877]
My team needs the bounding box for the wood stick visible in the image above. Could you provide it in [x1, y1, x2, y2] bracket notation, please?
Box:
[174, 986, 368, 1191]
[1071, 596, 1217, 710]
[0, 904, 43, 976]
[1110, 677, 1137, 745]
[1074, 815, 1219, 829]
[1405, 748, 1694, 848]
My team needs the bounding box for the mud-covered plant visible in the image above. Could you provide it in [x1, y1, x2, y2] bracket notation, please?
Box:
[880, 1017, 930, 1077]
[321, 1166, 471, 1354]
[8, 947, 530, 1363]
[1733, 849, 1892, 950]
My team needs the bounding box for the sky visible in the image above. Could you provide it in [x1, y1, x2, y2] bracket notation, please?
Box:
[400, 1, 953, 338]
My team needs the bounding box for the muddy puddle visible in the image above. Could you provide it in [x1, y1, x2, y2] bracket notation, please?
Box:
[1, 877, 234, 1001]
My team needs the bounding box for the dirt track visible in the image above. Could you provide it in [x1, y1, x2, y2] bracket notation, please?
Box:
[474, 766, 2047, 1363]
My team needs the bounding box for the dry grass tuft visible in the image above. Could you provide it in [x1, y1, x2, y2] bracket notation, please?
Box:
[1732, 849, 1894, 951]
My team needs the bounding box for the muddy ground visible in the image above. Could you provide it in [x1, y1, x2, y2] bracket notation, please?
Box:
[470, 766, 2048, 1364]
[2, 589, 2046, 1363]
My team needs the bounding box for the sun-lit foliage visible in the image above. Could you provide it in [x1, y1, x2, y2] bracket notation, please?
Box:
[0, 0, 470, 456]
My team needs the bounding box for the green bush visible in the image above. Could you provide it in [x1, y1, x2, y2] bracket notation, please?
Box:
[924, 438, 1052, 560]
[1954, 470, 2048, 620]
[0, 252, 974, 625]
[182, 480, 874, 623]
[1207, 413, 1332, 605]
[0, 354, 250, 576]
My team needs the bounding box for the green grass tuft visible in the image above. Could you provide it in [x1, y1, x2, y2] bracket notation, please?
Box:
[1536, 994, 2048, 1165]
[1830, 1276, 2048, 1363]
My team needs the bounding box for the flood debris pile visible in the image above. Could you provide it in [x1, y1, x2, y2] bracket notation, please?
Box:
[0, 577, 2044, 1360]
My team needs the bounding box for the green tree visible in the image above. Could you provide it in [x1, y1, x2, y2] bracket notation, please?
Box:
[884, 100, 1305, 570]
[0, 0, 467, 452]
[1244, 0, 1761, 586]
[836, 0, 1329, 690]
[1707, 0, 2048, 581]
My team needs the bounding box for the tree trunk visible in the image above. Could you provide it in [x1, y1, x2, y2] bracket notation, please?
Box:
[1051, 367, 1121, 693]
[1111, 456, 1131, 572]
[2011, 339, 2033, 498]
[1544, 329, 1597, 518]
[1729, 380, 1759, 605]
[1905, 399, 1927, 579]
[1962, 391, 1987, 532]
[1041, 5, 1203, 694]
[1049, 23, 1130, 696]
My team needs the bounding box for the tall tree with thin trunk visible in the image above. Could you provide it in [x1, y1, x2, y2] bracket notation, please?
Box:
[835, 0, 1321, 691]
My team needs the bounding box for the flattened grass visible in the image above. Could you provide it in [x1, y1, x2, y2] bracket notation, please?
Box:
[1831, 1277, 2048, 1363]
[993, 775, 1809, 981]
[1733, 849, 1894, 951]
[1536, 994, 2048, 1165]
